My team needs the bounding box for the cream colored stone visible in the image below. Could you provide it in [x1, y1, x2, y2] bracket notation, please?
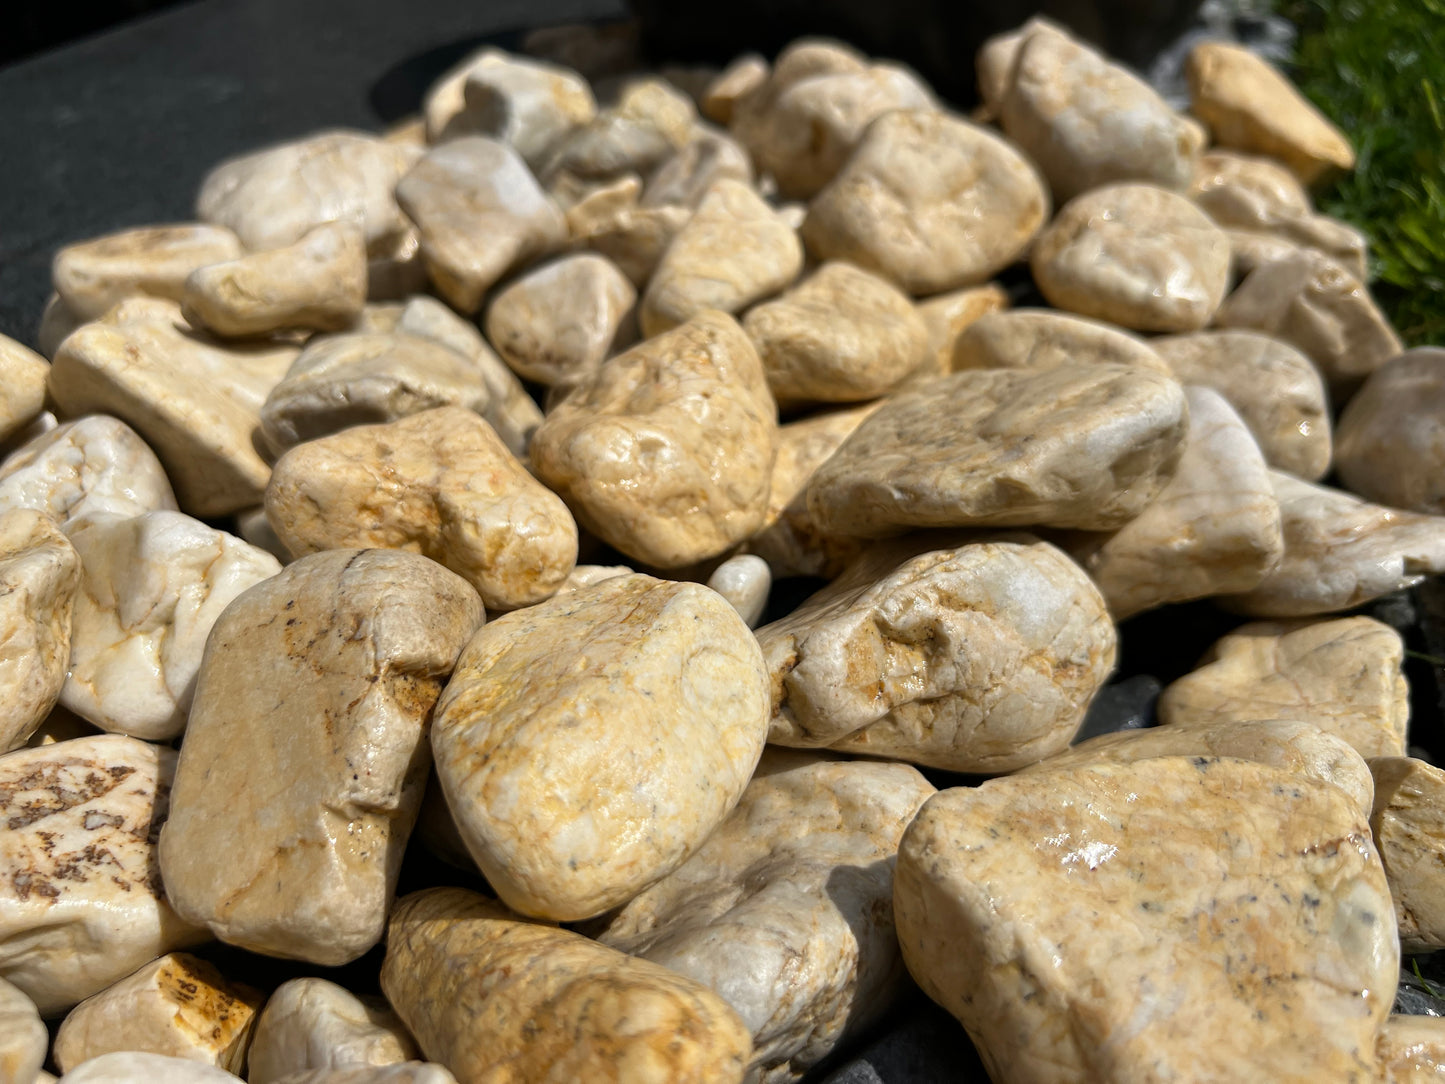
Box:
[555, 563, 634, 595]
[701, 54, 768, 125]
[570, 180, 693, 288]
[52, 224, 243, 321]
[974, 21, 1034, 118]
[432, 573, 768, 921]
[0, 735, 206, 1015]
[38, 292, 84, 359]
[1226, 226, 1308, 278]
[60, 1052, 242, 1083]
[0, 411, 58, 461]
[272, 1067, 456, 1084]
[531, 310, 776, 568]
[1379, 1016, 1445, 1083]
[895, 757, 1397, 1084]
[1336, 349, 1445, 513]
[641, 127, 753, 209]
[247, 978, 417, 1084]
[395, 138, 565, 313]
[48, 299, 297, 516]
[158, 549, 483, 965]
[801, 110, 1048, 296]
[0, 335, 49, 444]
[561, 171, 640, 222]
[1224, 471, 1445, 617]
[1151, 329, 1332, 480]
[1188, 41, 1356, 183]
[181, 221, 367, 338]
[1032, 183, 1231, 332]
[0, 415, 176, 524]
[542, 78, 697, 184]
[640, 179, 801, 337]
[0, 977, 46, 1084]
[768, 38, 868, 85]
[760, 536, 1115, 773]
[60, 512, 280, 742]
[952, 308, 1170, 375]
[807, 363, 1187, 536]
[912, 284, 1010, 379]
[1369, 757, 1445, 952]
[705, 554, 770, 628]
[381, 888, 752, 1083]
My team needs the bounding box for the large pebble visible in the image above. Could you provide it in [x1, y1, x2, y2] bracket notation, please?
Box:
[641, 126, 752, 209]
[570, 184, 692, 288]
[1369, 757, 1445, 952]
[432, 573, 769, 921]
[1189, 149, 1311, 224]
[951, 307, 1169, 375]
[0, 978, 46, 1084]
[246, 978, 417, 1084]
[52, 224, 243, 321]
[158, 550, 483, 965]
[806, 363, 1187, 536]
[912, 283, 1009, 379]
[0, 336, 50, 444]
[1337, 349, 1445, 513]
[380, 888, 752, 1083]
[705, 553, 770, 628]
[701, 53, 768, 125]
[531, 310, 776, 568]
[60, 1052, 241, 1083]
[542, 78, 696, 184]
[895, 757, 1397, 1082]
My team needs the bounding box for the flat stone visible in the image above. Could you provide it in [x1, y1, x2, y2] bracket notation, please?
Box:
[272, 1067, 457, 1084]
[895, 757, 1397, 1082]
[432, 573, 769, 921]
[641, 127, 753, 209]
[59, 1052, 242, 1083]
[801, 110, 1048, 296]
[806, 363, 1187, 536]
[542, 77, 697, 184]
[701, 54, 768, 125]
[912, 284, 1009, 380]
[247, 978, 417, 1084]
[52, 224, 243, 321]
[1368, 757, 1445, 952]
[380, 888, 752, 1083]
[0, 735, 207, 1015]
[705, 553, 771, 628]
[1337, 349, 1445, 514]
[0, 978, 46, 1084]
[1031, 183, 1231, 332]
[158, 550, 483, 965]
[531, 310, 776, 569]
[759, 536, 1115, 773]
[60, 512, 281, 742]
[951, 308, 1169, 375]
[1159, 617, 1409, 759]
[595, 750, 935, 1083]
[1379, 1015, 1445, 1081]
[0, 336, 50, 444]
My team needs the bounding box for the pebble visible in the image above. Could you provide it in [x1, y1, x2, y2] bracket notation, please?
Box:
[912, 283, 1010, 380]
[0, 336, 50, 444]
[1337, 349, 1445, 514]
[555, 562, 635, 595]
[51, 224, 243, 321]
[380, 887, 752, 1083]
[157, 550, 483, 965]
[1368, 757, 1445, 953]
[37, 293, 84, 359]
[951, 307, 1170, 375]
[1378, 1016, 1445, 1081]
[705, 553, 771, 627]
[701, 53, 768, 125]
[246, 978, 417, 1084]
[272, 1067, 457, 1084]
[570, 187, 692, 288]
[0, 977, 46, 1084]
[641, 126, 753, 209]
[542, 77, 696, 184]
[59, 1052, 242, 1083]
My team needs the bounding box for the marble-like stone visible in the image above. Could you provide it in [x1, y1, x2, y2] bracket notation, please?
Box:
[1368, 757, 1445, 952]
[0, 978, 46, 1084]
[701, 54, 768, 125]
[705, 553, 770, 628]
[1379, 1015, 1445, 1082]
[59, 1052, 242, 1083]
[542, 78, 697, 184]
[641, 127, 753, 209]
[0, 336, 50, 444]
[913, 284, 1010, 380]
[951, 308, 1169, 376]
[52, 224, 243, 321]
[1337, 349, 1445, 514]
[247, 978, 418, 1084]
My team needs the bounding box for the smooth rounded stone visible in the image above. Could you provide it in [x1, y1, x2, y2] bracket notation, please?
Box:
[54, 953, 262, 1074]
[1190, 149, 1311, 224]
[997, 20, 1202, 202]
[594, 751, 935, 1083]
[395, 138, 565, 314]
[197, 130, 417, 255]
[951, 308, 1169, 376]
[1187, 41, 1355, 183]
[1214, 249, 1402, 393]
[759, 537, 1115, 773]
[0, 735, 206, 1015]
[484, 253, 636, 387]
[531, 311, 776, 569]
[0, 978, 46, 1084]
[267, 407, 576, 612]
[1337, 349, 1445, 513]
[52, 224, 244, 321]
[0, 412, 60, 462]
[1222, 471, 1445, 617]
[0, 335, 50, 444]
[895, 756, 1397, 1083]
[974, 19, 1045, 118]
[912, 283, 1009, 380]
[157, 550, 483, 965]
[1064, 387, 1282, 619]
[640, 179, 802, 337]
[258, 332, 488, 455]
[1150, 329, 1332, 480]
[554, 562, 635, 596]
[641, 127, 753, 209]
[59, 1052, 242, 1083]
[381, 888, 752, 1083]
[559, 168, 641, 219]
[1031, 183, 1231, 333]
[705, 554, 770, 628]
[272, 1066, 457, 1084]
[571, 188, 693, 288]
[1226, 226, 1311, 279]
[0, 511, 81, 752]
[1379, 1016, 1445, 1081]
[1368, 757, 1445, 952]
[800, 110, 1048, 296]
[542, 77, 696, 184]
[247, 978, 417, 1084]
[38, 293, 85, 360]
[806, 364, 1188, 537]
[60, 512, 281, 742]
[742, 262, 926, 407]
[181, 221, 368, 338]
[701, 53, 768, 125]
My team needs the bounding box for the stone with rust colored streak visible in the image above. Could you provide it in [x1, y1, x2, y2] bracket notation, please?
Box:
[701, 53, 767, 125]
[705, 554, 770, 628]
[743, 262, 926, 407]
[912, 283, 1009, 379]
[181, 221, 367, 338]
[531, 311, 776, 569]
[807, 364, 1187, 537]
[1064, 387, 1282, 619]
[0, 735, 207, 1015]
[1367, 757, 1445, 952]
[0, 978, 46, 1084]
[1379, 1016, 1445, 1083]
[1032, 183, 1230, 333]
[1151, 329, 1332, 481]
[1222, 471, 1445, 617]
[542, 78, 696, 185]
[0, 336, 49, 444]
[594, 750, 934, 1083]
[157, 549, 483, 965]
[1187, 41, 1355, 183]
[1336, 349, 1445, 514]
[640, 179, 801, 337]
[60, 512, 281, 742]
[951, 308, 1169, 376]
[59, 1052, 242, 1083]
[641, 127, 752, 210]
[432, 574, 769, 921]
[801, 110, 1048, 296]
[759, 536, 1115, 773]
[381, 887, 752, 1083]
[895, 756, 1397, 1084]
[48, 299, 297, 516]
[395, 138, 565, 314]
[273, 1067, 458, 1084]
[54, 954, 262, 1074]
[246, 977, 418, 1084]
[0, 511, 81, 752]
[52, 224, 243, 321]
[1159, 617, 1408, 760]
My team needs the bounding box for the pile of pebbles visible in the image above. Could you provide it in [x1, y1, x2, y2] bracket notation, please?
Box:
[3, 15, 1445, 1083]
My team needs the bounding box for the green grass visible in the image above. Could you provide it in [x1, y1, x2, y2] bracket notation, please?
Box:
[1278, 0, 1445, 345]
